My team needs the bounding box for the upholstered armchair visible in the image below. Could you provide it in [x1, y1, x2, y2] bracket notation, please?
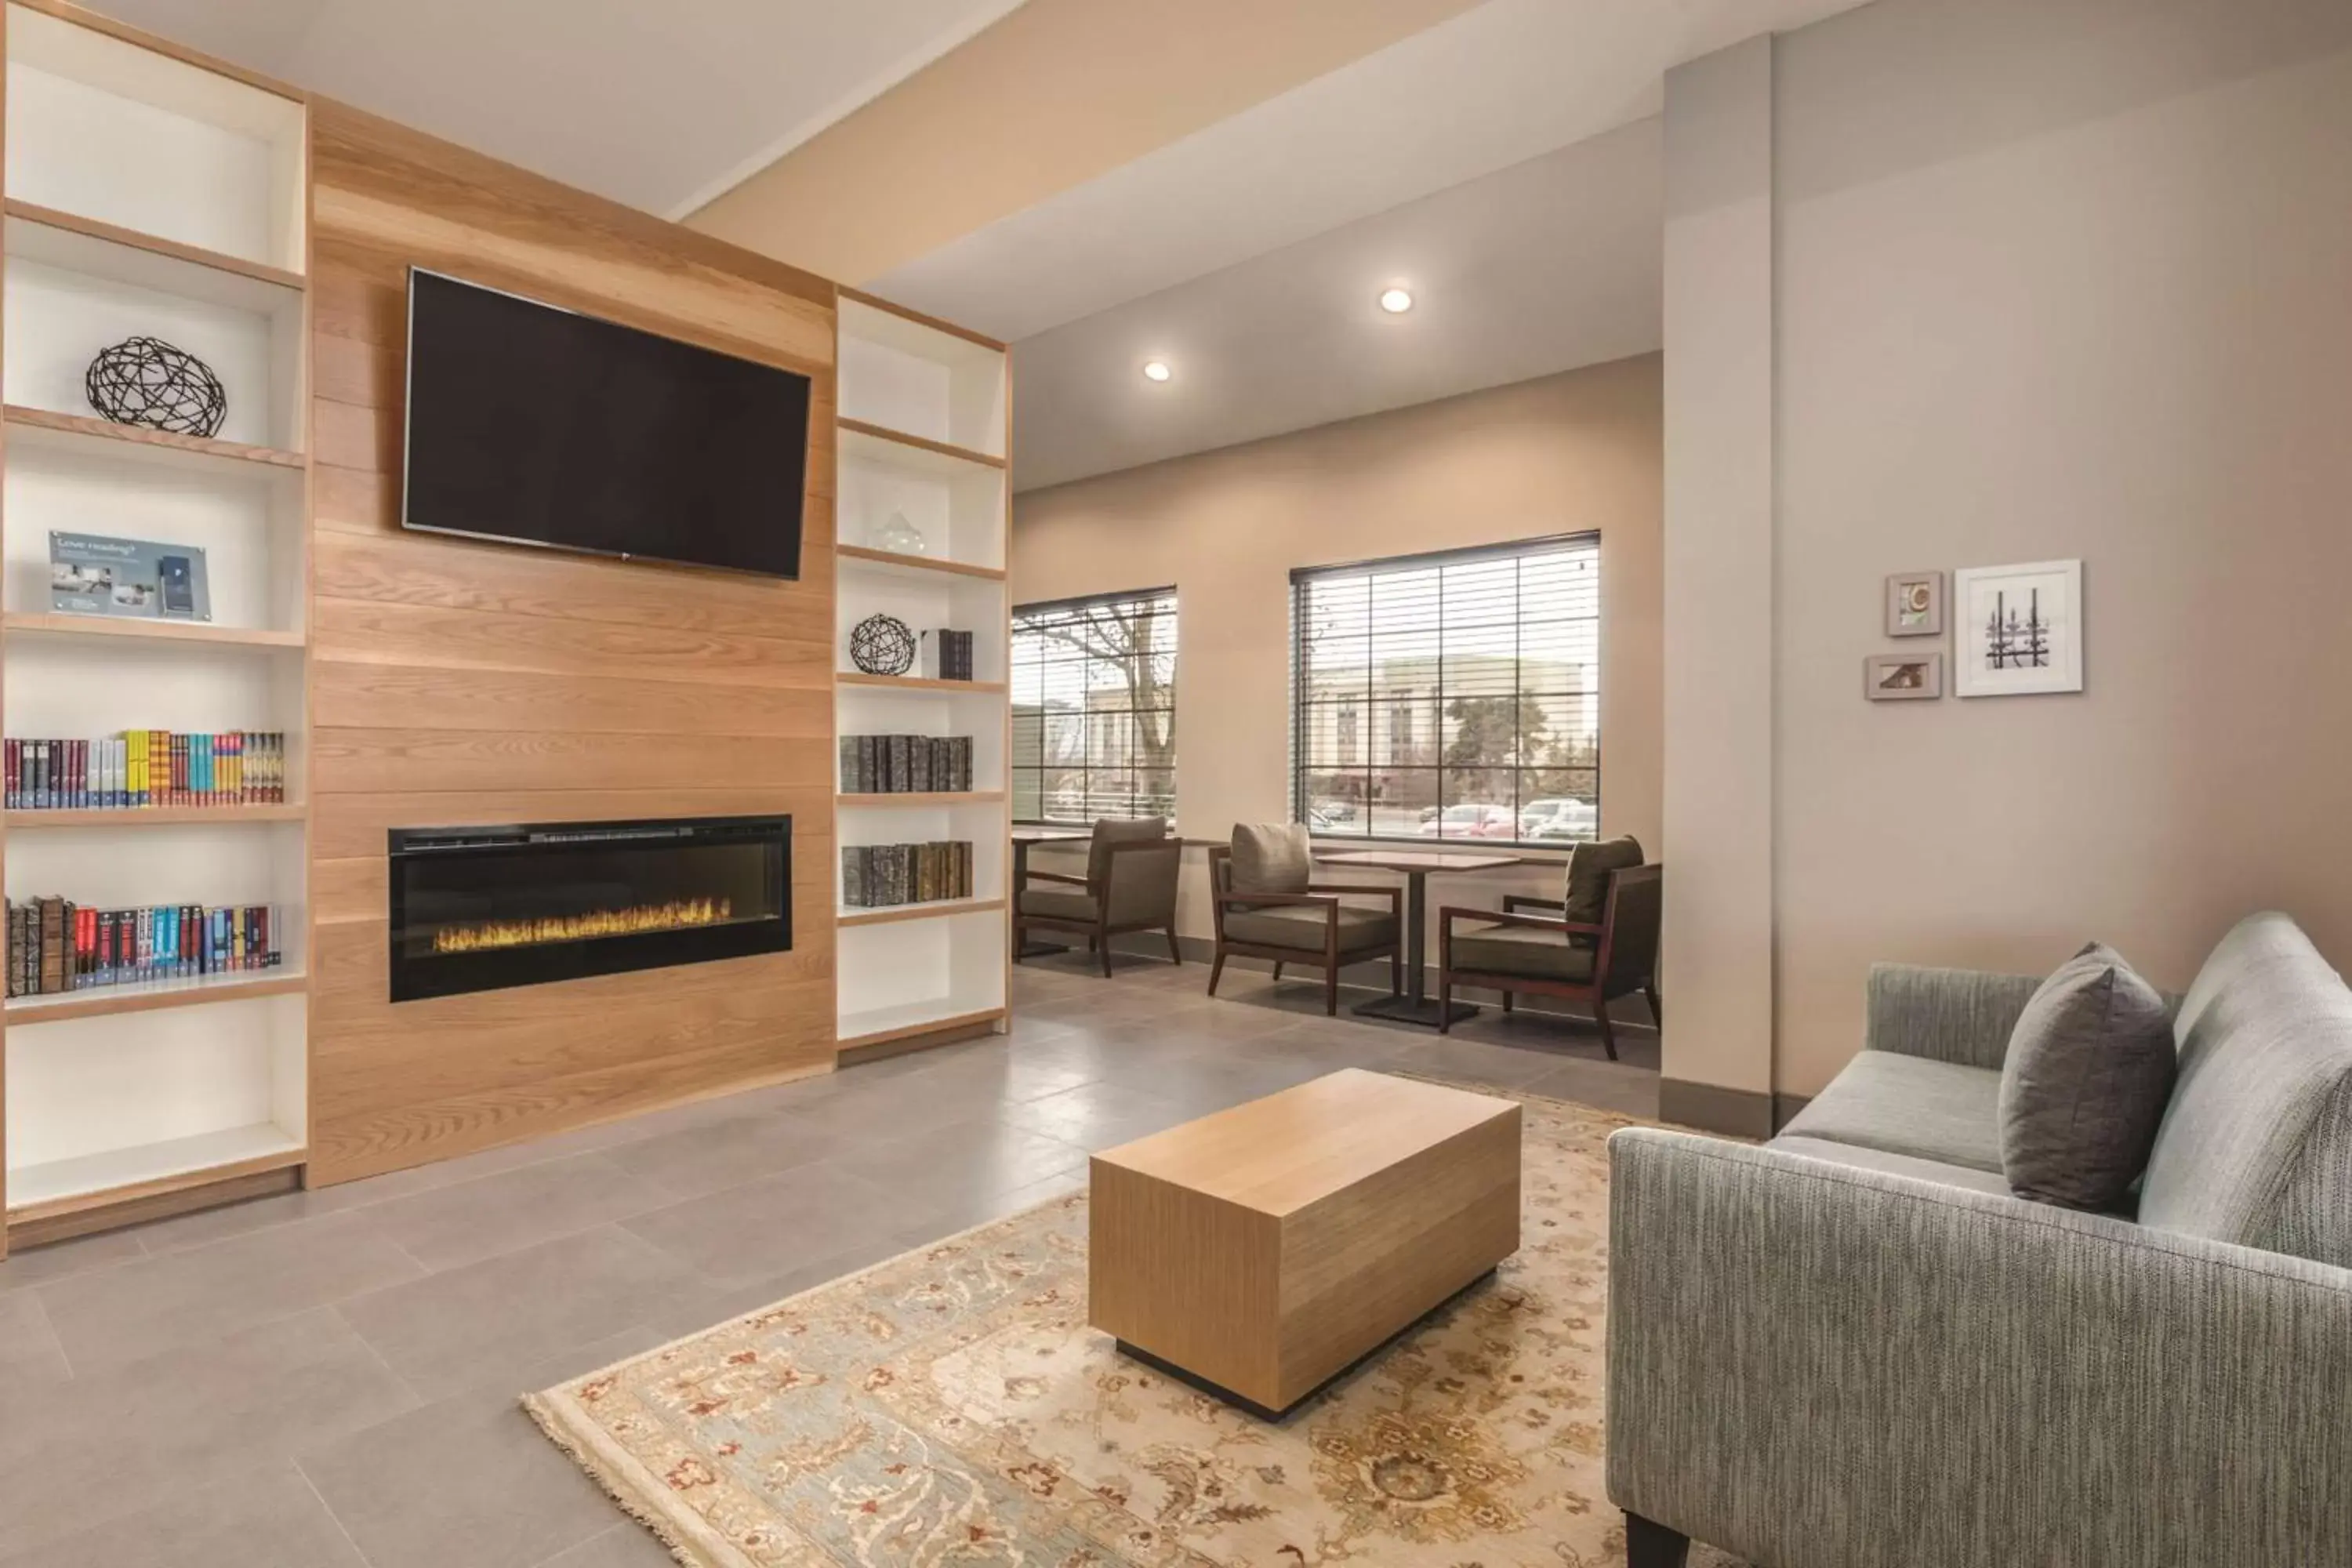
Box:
[1206, 825, 1403, 1016]
[1013, 817, 1181, 977]
[1437, 853, 1661, 1058]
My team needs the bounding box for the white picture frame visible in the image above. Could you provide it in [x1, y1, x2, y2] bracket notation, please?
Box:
[1955, 560, 2082, 697]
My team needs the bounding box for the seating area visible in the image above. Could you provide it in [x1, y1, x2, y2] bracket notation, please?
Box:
[0, 1, 2343, 1565]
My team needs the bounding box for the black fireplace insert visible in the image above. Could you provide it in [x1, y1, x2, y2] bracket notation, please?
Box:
[387, 815, 789, 1001]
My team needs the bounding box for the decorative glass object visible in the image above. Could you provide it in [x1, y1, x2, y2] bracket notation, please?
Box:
[868, 510, 928, 555]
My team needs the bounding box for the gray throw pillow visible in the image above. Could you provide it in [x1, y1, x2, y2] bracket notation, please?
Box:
[1230, 822, 1312, 895]
[1998, 942, 2177, 1210]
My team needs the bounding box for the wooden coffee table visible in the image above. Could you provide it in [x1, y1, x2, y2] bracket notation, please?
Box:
[1088, 1069, 1521, 1418]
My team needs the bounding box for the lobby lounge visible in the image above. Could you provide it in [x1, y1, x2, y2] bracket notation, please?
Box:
[0, 1, 2344, 1564]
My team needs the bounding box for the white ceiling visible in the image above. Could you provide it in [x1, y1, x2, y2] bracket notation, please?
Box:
[862, 0, 1869, 489]
[1007, 118, 1664, 492]
[86, 0, 1027, 216]
[866, 0, 1868, 343]
[93, 0, 1871, 491]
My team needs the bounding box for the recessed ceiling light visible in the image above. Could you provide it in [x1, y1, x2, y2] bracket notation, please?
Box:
[1142, 360, 1173, 383]
[1378, 287, 1414, 314]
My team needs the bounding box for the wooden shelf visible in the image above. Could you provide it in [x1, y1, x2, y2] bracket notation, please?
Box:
[836, 543, 1006, 582]
[3, 405, 304, 470]
[836, 672, 1007, 695]
[5, 1123, 304, 1221]
[5, 970, 305, 1025]
[837, 895, 1006, 928]
[1, 611, 305, 648]
[5, 804, 306, 829]
[837, 417, 1005, 472]
[5, 198, 305, 292]
[837, 1003, 1007, 1053]
[837, 791, 1004, 808]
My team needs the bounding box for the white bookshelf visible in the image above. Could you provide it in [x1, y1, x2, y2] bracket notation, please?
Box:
[834, 292, 1010, 1054]
[0, 2, 310, 1242]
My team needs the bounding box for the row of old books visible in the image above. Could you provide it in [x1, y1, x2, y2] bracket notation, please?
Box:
[839, 735, 976, 793]
[7, 898, 286, 996]
[935, 630, 977, 681]
[841, 842, 975, 908]
[5, 732, 289, 810]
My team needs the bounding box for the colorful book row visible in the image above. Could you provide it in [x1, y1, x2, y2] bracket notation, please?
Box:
[840, 735, 976, 794]
[7, 898, 285, 997]
[841, 842, 975, 908]
[5, 732, 289, 810]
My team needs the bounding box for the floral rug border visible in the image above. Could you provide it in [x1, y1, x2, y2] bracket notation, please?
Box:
[523, 1072, 1653, 1568]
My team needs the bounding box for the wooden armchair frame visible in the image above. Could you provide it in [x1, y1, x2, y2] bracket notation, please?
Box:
[1436, 863, 1662, 1058]
[1014, 837, 1183, 978]
[1205, 845, 1404, 1016]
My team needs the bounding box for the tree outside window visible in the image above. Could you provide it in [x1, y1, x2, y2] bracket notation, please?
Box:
[1011, 588, 1176, 824]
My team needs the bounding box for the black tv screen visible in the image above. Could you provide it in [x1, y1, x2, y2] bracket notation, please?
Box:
[401, 269, 811, 578]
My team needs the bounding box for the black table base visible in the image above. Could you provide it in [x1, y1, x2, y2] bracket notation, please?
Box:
[1353, 993, 1479, 1027]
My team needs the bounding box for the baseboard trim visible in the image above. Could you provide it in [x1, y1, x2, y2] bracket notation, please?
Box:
[1657, 1079, 1776, 1139]
[1087, 932, 1660, 1033]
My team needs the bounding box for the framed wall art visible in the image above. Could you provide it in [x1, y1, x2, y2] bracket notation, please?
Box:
[1864, 652, 1944, 701]
[1885, 570, 1944, 637]
[1955, 560, 2082, 697]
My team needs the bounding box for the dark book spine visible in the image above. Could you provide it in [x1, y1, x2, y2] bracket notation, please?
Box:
[4, 737, 16, 810]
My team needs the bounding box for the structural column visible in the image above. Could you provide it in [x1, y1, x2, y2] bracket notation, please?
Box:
[1659, 36, 1777, 1134]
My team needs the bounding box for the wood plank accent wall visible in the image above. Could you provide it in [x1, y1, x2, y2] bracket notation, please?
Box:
[306, 101, 839, 1185]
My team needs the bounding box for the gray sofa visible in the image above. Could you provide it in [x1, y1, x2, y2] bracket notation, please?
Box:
[1605, 912, 2352, 1568]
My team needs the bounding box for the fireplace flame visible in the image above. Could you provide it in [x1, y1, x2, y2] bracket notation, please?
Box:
[430, 897, 734, 955]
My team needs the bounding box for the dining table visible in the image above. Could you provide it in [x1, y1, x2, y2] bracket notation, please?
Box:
[1010, 824, 1091, 957]
[1312, 847, 1525, 1027]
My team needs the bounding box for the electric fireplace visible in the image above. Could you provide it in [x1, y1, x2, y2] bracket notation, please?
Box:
[387, 816, 789, 1001]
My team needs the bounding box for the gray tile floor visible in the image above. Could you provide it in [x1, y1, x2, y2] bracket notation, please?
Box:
[0, 956, 1655, 1567]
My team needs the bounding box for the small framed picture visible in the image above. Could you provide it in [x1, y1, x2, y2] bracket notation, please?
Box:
[1865, 652, 1943, 701]
[1955, 560, 2083, 697]
[1885, 571, 1944, 637]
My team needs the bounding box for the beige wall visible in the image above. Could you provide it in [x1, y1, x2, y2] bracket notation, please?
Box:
[1672, 0, 2352, 1099]
[1011, 356, 1664, 942]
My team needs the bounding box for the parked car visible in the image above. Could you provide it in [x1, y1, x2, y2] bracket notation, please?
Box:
[1418, 804, 1515, 839]
[1521, 798, 1599, 840]
[1311, 799, 1359, 823]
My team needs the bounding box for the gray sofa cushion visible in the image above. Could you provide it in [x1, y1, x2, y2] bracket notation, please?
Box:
[1766, 1134, 2016, 1198]
[1450, 924, 1595, 983]
[1224, 905, 1396, 953]
[2139, 913, 2352, 1268]
[1998, 942, 2176, 1210]
[1778, 1051, 2005, 1174]
[1229, 822, 1312, 895]
[1018, 887, 1097, 921]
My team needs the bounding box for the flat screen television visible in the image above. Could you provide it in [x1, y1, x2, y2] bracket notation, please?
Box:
[401, 268, 811, 579]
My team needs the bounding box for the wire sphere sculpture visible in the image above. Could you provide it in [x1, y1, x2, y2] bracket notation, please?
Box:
[85, 336, 228, 439]
[850, 613, 919, 677]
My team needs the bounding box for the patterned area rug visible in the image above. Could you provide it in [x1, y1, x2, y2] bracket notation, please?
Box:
[525, 1077, 1740, 1566]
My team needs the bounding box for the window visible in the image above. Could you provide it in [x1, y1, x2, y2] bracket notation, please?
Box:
[1293, 535, 1598, 846]
[1011, 587, 1177, 824]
